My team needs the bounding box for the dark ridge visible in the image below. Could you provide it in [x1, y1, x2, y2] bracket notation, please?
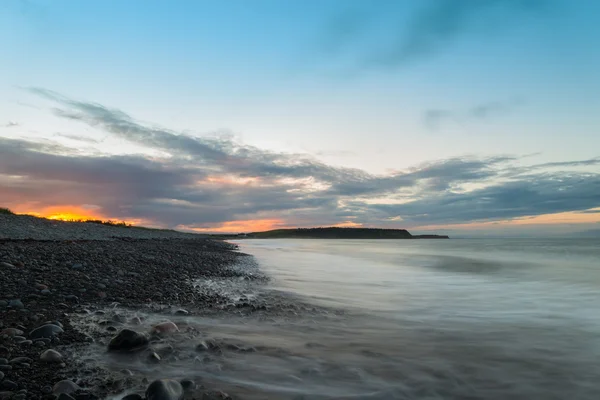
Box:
[239, 227, 449, 239]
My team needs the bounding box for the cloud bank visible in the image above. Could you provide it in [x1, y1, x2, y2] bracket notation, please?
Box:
[0, 88, 598, 231]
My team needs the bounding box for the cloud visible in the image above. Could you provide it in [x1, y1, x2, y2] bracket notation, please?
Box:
[55, 133, 100, 144]
[3, 121, 19, 128]
[424, 98, 524, 130]
[322, 0, 551, 70]
[2, 88, 599, 231]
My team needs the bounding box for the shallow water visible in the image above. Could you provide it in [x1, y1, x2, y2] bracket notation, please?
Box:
[76, 238, 600, 399]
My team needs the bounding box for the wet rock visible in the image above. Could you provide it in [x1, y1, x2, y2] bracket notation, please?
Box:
[64, 295, 79, 303]
[0, 359, 6, 365]
[41, 289, 51, 296]
[145, 379, 183, 400]
[0, 392, 12, 400]
[0, 371, 3, 381]
[121, 394, 143, 400]
[35, 283, 48, 290]
[129, 317, 142, 325]
[30, 324, 64, 340]
[40, 349, 63, 363]
[12, 336, 26, 343]
[9, 357, 32, 365]
[202, 391, 231, 400]
[8, 300, 24, 310]
[53, 380, 81, 395]
[0, 381, 17, 391]
[0, 328, 23, 337]
[151, 321, 179, 335]
[57, 394, 75, 400]
[0, 262, 14, 269]
[147, 352, 161, 363]
[179, 380, 195, 392]
[174, 309, 189, 315]
[71, 264, 83, 270]
[108, 329, 149, 352]
[0, 366, 10, 372]
[19, 340, 32, 347]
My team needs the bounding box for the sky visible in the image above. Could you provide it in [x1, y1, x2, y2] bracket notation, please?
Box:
[1, 0, 599, 235]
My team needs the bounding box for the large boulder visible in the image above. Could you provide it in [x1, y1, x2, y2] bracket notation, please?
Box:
[145, 379, 184, 400]
[53, 380, 81, 395]
[29, 324, 64, 340]
[108, 329, 149, 352]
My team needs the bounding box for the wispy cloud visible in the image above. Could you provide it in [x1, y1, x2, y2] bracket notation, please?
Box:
[321, 0, 552, 70]
[1, 88, 598, 231]
[423, 98, 524, 130]
[3, 121, 20, 128]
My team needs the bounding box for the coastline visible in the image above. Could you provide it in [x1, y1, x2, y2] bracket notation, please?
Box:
[0, 231, 257, 399]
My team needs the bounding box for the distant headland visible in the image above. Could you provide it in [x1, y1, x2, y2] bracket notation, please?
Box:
[237, 227, 449, 239]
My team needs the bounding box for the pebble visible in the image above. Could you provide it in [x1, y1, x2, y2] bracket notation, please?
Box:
[53, 380, 81, 395]
[180, 380, 195, 392]
[9, 357, 32, 365]
[97, 283, 106, 290]
[0, 359, 6, 366]
[41, 290, 51, 296]
[108, 329, 149, 352]
[64, 295, 79, 303]
[122, 394, 143, 400]
[0, 329, 23, 337]
[8, 300, 24, 310]
[72, 264, 83, 270]
[30, 324, 64, 340]
[145, 379, 183, 400]
[174, 309, 189, 315]
[151, 321, 179, 335]
[58, 393, 76, 400]
[0, 392, 12, 400]
[0, 262, 14, 268]
[19, 340, 33, 347]
[12, 336, 26, 343]
[0, 371, 3, 381]
[40, 349, 63, 363]
[0, 381, 17, 391]
[147, 352, 161, 363]
[35, 283, 48, 290]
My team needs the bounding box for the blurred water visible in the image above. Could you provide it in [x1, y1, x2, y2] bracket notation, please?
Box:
[79, 238, 600, 399]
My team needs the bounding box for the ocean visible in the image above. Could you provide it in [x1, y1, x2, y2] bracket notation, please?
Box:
[86, 238, 600, 399]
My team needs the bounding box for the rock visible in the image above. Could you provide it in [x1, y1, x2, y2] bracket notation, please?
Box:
[97, 283, 106, 290]
[120, 369, 134, 376]
[29, 324, 64, 340]
[64, 295, 79, 303]
[147, 352, 161, 363]
[40, 349, 63, 363]
[121, 394, 143, 400]
[145, 379, 183, 400]
[12, 336, 26, 343]
[41, 290, 51, 296]
[9, 357, 32, 365]
[0, 348, 7, 358]
[0, 301, 7, 308]
[129, 317, 142, 325]
[57, 394, 75, 400]
[174, 309, 189, 315]
[97, 292, 107, 299]
[8, 300, 24, 310]
[0, 381, 17, 391]
[179, 380, 195, 392]
[202, 391, 231, 400]
[0, 371, 3, 381]
[17, 279, 27, 286]
[0, 367, 9, 372]
[52, 380, 80, 395]
[72, 264, 83, 270]
[108, 329, 149, 352]
[19, 340, 32, 347]
[35, 284, 48, 290]
[0, 392, 12, 400]
[0, 263, 14, 269]
[0, 359, 6, 365]
[151, 321, 179, 335]
[0, 328, 23, 337]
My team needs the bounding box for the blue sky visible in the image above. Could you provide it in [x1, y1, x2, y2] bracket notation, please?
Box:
[1, 0, 599, 234]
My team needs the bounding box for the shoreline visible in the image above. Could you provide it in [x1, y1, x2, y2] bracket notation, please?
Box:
[0, 237, 257, 400]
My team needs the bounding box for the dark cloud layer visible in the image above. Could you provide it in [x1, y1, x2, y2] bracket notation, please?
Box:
[1, 89, 599, 230]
